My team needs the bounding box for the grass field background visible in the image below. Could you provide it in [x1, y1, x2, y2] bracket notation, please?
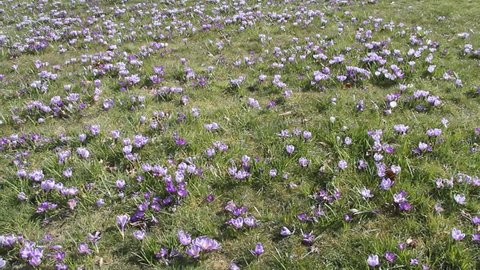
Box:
[1, 0, 480, 269]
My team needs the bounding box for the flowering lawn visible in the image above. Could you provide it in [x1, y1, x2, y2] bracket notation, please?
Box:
[1, 0, 480, 269]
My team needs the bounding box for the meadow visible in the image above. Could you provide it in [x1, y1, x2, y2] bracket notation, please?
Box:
[1, 0, 480, 269]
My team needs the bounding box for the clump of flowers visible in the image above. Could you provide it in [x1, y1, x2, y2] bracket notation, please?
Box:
[177, 230, 221, 259]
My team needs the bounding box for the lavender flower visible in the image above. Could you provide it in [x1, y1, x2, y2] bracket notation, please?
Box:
[133, 230, 145, 240]
[285, 145, 295, 154]
[76, 147, 90, 159]
[178, 230, 192, 245]
[251, 242, 264, 256]
[360, 187, 373, 199]
[338, 160, 348, 170]
[367, 254, 380, 267]
[298, 157, 309, 167]
[77, 243, 92, 254]
[280, 226, 293, 236]
[185, 245, 202, 258]
[116, 214, 129, 239]
[454, 194, 466, 205]
[384, 251, 396, 262]
[451, 228, 465, 241]
[192, 236, 221, 251]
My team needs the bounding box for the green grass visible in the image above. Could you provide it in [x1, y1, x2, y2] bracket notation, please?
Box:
[1, 0, 480, 269]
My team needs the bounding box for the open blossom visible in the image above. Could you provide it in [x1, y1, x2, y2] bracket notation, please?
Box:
[453, 194, 466, 205]
[77, 243, 92, 254]
[192, 236, 221, 251]
[451, 228, 465, 241]
[367, 254, 380, 267]
[338, 160, 348, 170]
[76, 147, 90, 159]
[178, 230, 192, 245]
[133, 230, 145, 240]
[186, 244, 202, 258]
[360, 187, 373, 199]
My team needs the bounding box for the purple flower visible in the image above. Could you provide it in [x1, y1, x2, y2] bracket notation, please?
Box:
[133, 230, 145, 240]
[116, 214, 129, 231]
[367, 254, 380, 267]
[0, 258, 6, 269]
[454, 194, 466, 205]
[451, 228, 465, 241]
[185, 245, 202, 258]
[229, 262, 241, 270]
[384, 251, 396, 262]
[285, 145, 295, 154]
[394, 124, 409, 134]
[302, 131, 312, 140]
[472, 216, 480, 225]
[298, 157, 309, 167]
[111, 130, 120, 139]
[115, 179, 126, 189]
[177, 230, 192, 245]
[76, 147, 90, 159]
[228, 217, 244, 229]
[77, 243, 92, 254]
[250, 242, 264, 256]
[175, 137, 187, 146]
[192, 236, 221, 251]
[472, 233, 480, 241]
[301, 232, 315, 246]
[247, 97, 261, 109]
[87, 231, 101, 244]
[244, 216, 258, 227]
[360, 187, 373, 199]
[338, 160, 348, 170]
[17, 192, 27, 201]
[280, 226, 292, 236]
[205, 194, 215, 203]
[380, 178, 393, 190]
[399, 201, 412, 211]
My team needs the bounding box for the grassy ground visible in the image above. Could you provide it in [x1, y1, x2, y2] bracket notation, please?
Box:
[1, 0, 480, 269]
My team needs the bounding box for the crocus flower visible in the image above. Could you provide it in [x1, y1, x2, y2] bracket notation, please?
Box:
[384, 251, 396, 262]
[451, 228, 465, 241]
[244, 216, 258, 227]
[367, 254, 380, 267]
[76, 147, 90, 159]
[116, 214, 129, 239]
[229, 262, 241, 270]
[0, 258, 6, 269]
[285, 145, 295, 154]
[185, 245, 202, 258]
[472, 233, 480, 241]
[301, 232, 315, 246]
[178, 230, 191, 245]
[77, 243, 92, 254]
[192, 236, 221, 251]
[251, 242, 264, 256]
[298, 157, 309, 167]
[338, 160, 348, 170]
[280, 226, 293, 236]
[454, 194, 466, 205]
[133, 230, 145, 240]
[360, 187, 374, 199]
